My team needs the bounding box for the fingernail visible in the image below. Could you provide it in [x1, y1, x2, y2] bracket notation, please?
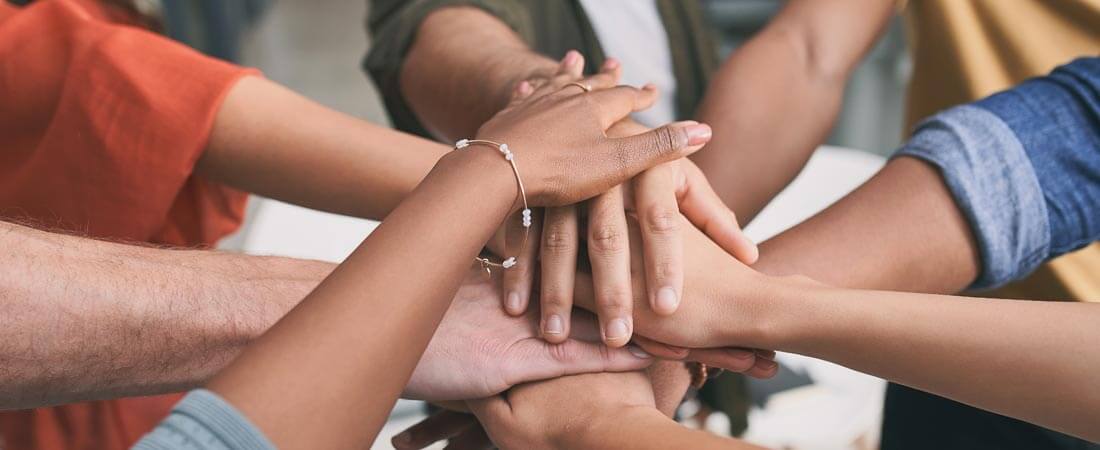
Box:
[655, 287, 679, 313]
[506, 292, 522, 314]
[627, 345, 652, 359]
[602, 58, 620, 70]
[731, 349, 755, 360]
[605, 319, 630, 340]
[545, 314, 564, 335]
[686, 124, 712, 146]
[642, 82, 657, 91]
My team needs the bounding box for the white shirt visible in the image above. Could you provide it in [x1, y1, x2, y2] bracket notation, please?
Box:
[579, 0, 678, 127]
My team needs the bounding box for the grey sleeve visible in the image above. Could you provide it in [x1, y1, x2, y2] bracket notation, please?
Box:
[132, 389, 275, 450]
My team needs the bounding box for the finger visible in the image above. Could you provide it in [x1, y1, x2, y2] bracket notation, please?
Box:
[631, 335, 690, 360]
[557, 49, 584, 78]
[584, 84, 660, 129]
[466, 395, 511, 424]
[600, 57, 622, 85]
[506, 338, 653, 385]
[508, 80, 535, 105]
[442, 425, 493, 450]
[684, 348, 757, 374]
[756, 349, 777, 360]
[633, 163, 684, 315]
[502, 208, 541, 316]
[587, 186, 634, 347]
[539, 205, 578, 343]
[391, 410, 478, 450]
[605, 121, 713, 182]
[745, 357, 780, 379]
[675, 163, 759, 264]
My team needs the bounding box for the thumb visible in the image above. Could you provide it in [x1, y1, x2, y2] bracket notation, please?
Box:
[609, 121, 712, 181]
[676, 168, 759, 264]
[505, 339, 654, 386]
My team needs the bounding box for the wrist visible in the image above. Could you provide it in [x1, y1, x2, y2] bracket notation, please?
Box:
[438, 140, 525, 213]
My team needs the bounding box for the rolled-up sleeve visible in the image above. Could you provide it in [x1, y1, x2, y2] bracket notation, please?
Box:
[134, 390, 275, 450]
[894, 57, 1100, 290]
[363, 0, 533, 137]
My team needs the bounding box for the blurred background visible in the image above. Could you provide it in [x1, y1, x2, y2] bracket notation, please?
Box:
[156, 1, 910, 448]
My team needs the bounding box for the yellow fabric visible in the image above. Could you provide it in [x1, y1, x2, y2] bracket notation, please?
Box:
[905, 0, 1100, 302]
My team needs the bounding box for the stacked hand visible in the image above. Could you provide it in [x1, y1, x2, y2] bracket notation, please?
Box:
[494, 51, 759, 351]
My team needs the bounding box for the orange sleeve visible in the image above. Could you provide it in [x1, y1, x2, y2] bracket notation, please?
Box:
[0, 0, 256, 243]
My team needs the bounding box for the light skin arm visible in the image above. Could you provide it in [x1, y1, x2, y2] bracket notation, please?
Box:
[576, 215, 1098, 442]
[0, 220, 331, 410]
[693, 0, 894, 221]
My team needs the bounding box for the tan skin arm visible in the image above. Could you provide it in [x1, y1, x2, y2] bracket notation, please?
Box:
[754, 156, 982, 292]
[196, 76, 449, 221]
[692, 0, 895, 222]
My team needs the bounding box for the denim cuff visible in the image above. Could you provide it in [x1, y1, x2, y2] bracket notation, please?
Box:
[134, 389, 275, 450]
[893, 105, 1050, 290]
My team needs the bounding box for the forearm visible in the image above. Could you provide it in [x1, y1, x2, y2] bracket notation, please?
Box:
[198, 76, 449, 221]
[761, 282, 1100, 442]
[572, 407, 761, 450]
[0, 221, 330, 409]
[754, 156, 980, 293]
[694, 0, 893, 221]
[206, 149, 515, 449]
[401, 6, 556, 141]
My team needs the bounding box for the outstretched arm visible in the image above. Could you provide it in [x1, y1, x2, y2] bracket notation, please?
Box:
[0, 220, 331, 409]
[197, 75, 449, 221]
[692, 0, 895, 221]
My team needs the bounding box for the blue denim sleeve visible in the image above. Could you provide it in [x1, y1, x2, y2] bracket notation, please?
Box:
[894, 57, 1100, 290]
[132, 389, 275, 450]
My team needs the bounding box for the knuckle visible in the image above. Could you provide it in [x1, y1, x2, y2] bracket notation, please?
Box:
[643, 207, 680, 235]
[540, 287, 571, 308]
[548, 342, 578, 363]
[542, 228, 575, 253]
[653, 259, 677, 282]
[596, 288, 632, 311]
[589, 225, 627, 253]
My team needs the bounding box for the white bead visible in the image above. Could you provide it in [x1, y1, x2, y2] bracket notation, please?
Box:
[502, 257, 517, 268]
[500, 143, 509, 153]
[505, 153, 513, 161]
[455, 139, 469, 149]
[522, 208, 531, 217]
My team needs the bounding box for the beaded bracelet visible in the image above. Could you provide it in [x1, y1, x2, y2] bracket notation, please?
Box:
[454, 139, 531, 275]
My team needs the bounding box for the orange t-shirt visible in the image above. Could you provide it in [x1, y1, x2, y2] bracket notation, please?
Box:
[0, 0, 253, 448]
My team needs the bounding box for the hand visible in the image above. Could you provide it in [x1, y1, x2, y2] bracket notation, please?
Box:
[468, 371, 662, 450]
[571, 213, 781, 376]
[530, 119, 759, 349]
[472, 57, 712, 208]
[403, 268, 654, 401]
[393, 361, 691, 450]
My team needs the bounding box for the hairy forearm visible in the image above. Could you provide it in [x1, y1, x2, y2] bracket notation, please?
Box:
[694, 0, 893, 222]
[198, 76, 448, 221]
[754, 157, 980, 293]
[0, 221, 330, 409]
[401, 7, 556, 141]
[760, 281, 1100, 442]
